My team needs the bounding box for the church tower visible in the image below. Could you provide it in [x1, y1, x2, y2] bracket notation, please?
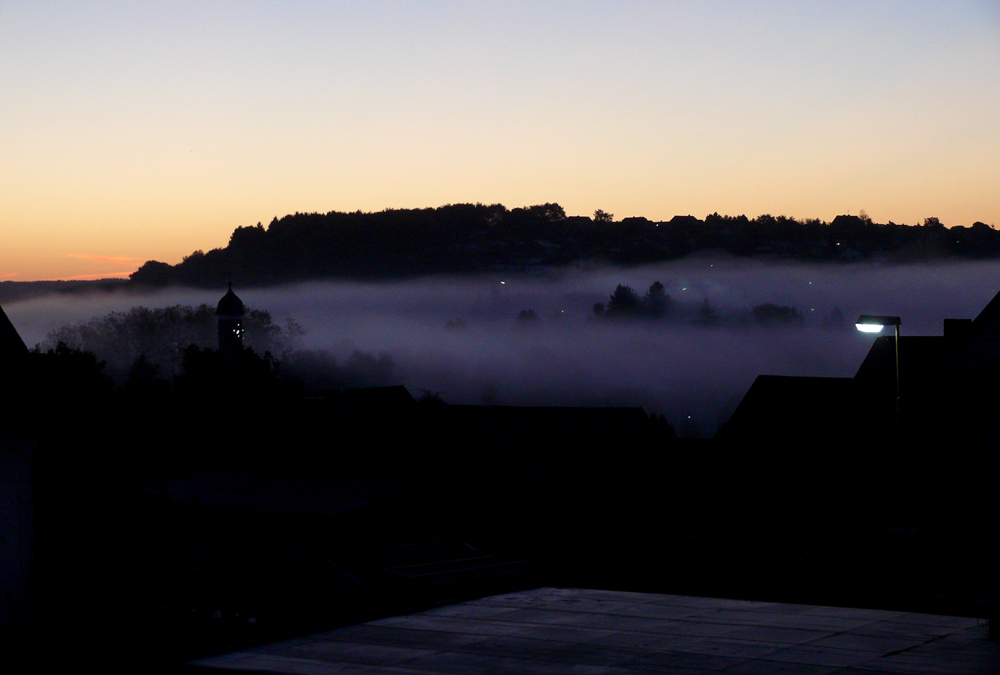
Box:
[216, 282, 245, 354]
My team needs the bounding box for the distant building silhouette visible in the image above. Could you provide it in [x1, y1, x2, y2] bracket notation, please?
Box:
[216, 282, 245, 354]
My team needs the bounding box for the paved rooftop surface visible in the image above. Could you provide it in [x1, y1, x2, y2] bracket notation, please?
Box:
[189, 587, 998, 674]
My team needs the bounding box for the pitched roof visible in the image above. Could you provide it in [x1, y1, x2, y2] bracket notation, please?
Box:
[0, 303, 28, 371]
[949, 287, 1000, 367]
[854, 335, 946, 384]
[972, 286, 1000, 329]
[716, 375, 860, 444]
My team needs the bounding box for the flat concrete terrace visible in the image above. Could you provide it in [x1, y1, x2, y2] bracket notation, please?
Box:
[189, 587, 998, 674]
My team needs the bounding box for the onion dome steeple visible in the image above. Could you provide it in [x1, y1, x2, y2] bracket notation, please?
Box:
[216, 282, 245, 354]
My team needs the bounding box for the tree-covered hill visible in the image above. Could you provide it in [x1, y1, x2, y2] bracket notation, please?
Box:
[117, 203, 998, 288]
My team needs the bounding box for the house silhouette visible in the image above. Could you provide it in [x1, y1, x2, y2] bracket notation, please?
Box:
[717, 288, 1000, 629]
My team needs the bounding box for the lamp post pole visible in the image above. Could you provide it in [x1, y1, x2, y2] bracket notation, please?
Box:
[856, 314, 902, 438]
[894, 321, 901, 440]
[857, 314, 907, 532]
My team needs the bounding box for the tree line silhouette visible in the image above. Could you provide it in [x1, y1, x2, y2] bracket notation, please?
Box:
[124, 205, 998, 289]
[593, 282, 672, 319]
[40, 305, 396, 392]
[504, 279, 834, 328]
[587, 281, 827, 327]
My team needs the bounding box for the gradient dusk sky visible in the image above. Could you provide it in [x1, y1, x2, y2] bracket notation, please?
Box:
[3, 1, 999, 281]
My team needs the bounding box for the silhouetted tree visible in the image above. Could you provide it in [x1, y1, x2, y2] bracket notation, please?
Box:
[228, 222, 266, 248]
[415, 389, 446, 407]
[280, 347, 397, 391]
[123, 353, 170, 397]
[598, 282, 672, 320]
[174, 345, 281, 400]
[280, 349, 342, 391]
[641, 281, 671, 318]
[126, 203, 1000, 288]
[129, 260, 173, 286]
[605, 284, 640, 317]
[526, 203, 567, 221]
[44, 304, 297, 383]
[28, 342, 113, 400]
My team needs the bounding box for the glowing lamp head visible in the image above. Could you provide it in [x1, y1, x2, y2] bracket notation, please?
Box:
[856, 314, 901, 334]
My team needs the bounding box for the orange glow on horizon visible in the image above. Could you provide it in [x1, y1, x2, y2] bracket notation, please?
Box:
[40, 270, 136, 282]
[65, 254, 145, 266]
[23, 254, 144, 281]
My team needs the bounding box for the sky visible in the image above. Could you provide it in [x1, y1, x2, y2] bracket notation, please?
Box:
[3, 1, 999, 281]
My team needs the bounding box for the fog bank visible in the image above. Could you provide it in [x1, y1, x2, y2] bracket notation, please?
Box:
[7, 256, 999, 436]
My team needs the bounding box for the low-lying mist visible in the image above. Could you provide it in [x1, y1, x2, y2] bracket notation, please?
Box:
[8, 255, 999, 436]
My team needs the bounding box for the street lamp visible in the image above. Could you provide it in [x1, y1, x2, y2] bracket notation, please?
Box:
[856, 314, 902, 436]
